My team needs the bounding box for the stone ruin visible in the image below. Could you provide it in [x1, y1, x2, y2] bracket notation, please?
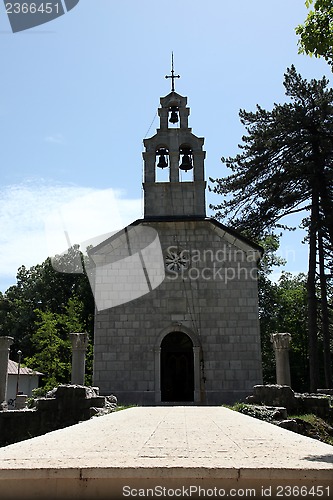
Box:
[0, 384, 117, 447]
[245, 384, 333, 436]
[247, 384, 332, 416]
[0, 333, 119, 447]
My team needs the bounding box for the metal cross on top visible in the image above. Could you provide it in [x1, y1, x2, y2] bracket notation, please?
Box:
[165, 53, 180, 92]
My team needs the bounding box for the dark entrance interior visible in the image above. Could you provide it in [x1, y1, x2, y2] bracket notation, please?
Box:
[161, 332, 194, 402]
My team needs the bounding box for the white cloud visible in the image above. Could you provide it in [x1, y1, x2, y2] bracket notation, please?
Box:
[0, 181, 142, 292]
[44, 134, 65, 144]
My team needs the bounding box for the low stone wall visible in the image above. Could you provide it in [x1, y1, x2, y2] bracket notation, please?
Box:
[246, 384, 333, 419]
[0, 385, 117, 447]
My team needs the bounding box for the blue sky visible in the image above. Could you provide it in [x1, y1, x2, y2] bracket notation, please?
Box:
[0, 0, 331, 292]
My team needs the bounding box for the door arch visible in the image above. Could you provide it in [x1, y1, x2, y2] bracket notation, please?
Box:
[160, 331, 194, 402]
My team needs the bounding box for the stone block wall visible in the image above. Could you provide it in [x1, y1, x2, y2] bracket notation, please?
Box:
[247, 385, 333, 420]
[143, 181, 206, 218]
[0, 385, 117, 447]
[93, 220, 263, 405]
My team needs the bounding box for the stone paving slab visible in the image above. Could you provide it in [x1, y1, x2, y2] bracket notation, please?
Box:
[0, 406, 332, 499]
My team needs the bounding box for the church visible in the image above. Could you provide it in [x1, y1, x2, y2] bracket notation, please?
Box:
[90, 69, 263, 405]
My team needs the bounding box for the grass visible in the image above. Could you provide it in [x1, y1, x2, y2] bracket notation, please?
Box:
[226, 404, 333, 446]
[225, 402, 281, 422]
[114, 404, 138, 412]
[288, 413, 333, 446]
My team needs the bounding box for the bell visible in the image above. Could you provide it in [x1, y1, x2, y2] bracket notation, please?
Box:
[169, 107, 179, 124]
[157, 154, 168, 169]
[179, 154, 193, 171]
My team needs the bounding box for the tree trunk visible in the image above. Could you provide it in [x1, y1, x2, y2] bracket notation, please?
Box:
[319, 181, 333, 249]
[307, 190, 319, 393]
[318, 229, 332, 388]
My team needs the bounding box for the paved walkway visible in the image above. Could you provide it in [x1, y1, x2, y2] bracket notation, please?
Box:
[0, 406, 332, 499]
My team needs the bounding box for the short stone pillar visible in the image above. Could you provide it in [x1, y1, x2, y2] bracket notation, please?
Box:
[271, 332, 291, 386]
[69, 333, 89, 385]
[15, 394, 28, 410]
[0, 336, 14, 405]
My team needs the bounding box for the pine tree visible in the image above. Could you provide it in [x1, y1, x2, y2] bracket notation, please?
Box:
[210, 66, 333, 391]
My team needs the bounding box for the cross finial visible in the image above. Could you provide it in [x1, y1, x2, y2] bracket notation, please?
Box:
[165, 52, 180, 92]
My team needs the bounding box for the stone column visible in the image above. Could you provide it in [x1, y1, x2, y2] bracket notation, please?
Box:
[0, 336, 14, 405]
[271, 332, 291, 386]
[69, 333, 89, 385]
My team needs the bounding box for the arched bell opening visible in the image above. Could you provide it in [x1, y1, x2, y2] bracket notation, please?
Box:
[168, 104, 179, 127]
[179, 144, 194, 182]
[155, 146, 169, 182]
[160, 332, 194, 402]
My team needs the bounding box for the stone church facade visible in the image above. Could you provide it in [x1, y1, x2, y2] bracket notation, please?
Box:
[91, 88, 263, 405]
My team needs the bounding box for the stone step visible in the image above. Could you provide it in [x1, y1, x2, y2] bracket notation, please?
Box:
[0, 406, 332, 499]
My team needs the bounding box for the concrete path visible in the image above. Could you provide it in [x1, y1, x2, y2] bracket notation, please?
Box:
[0, 406, 332, 499]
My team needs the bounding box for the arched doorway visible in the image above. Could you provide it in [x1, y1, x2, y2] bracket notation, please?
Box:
[160, 332, 194, 402]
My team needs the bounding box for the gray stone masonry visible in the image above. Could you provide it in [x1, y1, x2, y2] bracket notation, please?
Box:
[69, 333, 89, 385]
[271, 332, 291, 386]
[15, 394, 28, 410]
[0, 385, 117, 447]
[143, 181, 206, 218]
[93, 88, 263, 406]
[93, 219, 263, 405]
[143, 91, 206, 219]
[247, 384, 333, 419]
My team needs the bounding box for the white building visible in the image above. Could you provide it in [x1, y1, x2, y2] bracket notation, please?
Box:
[7, 360, 43, 408]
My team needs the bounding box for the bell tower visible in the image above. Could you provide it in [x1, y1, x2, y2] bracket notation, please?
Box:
[143, 58, 206, 219]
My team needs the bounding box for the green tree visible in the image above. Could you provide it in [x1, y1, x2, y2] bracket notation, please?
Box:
[259, 271, 309, 391]
[0, 249, 95, 388]
[253, 236, 309, 390]
[296, 0, 333, 70]
[24, 296, 92, 390]
[257, 236, 284, 385]
[276, 273, 309, 391]
[62, 295, 94, 385]
[25, 310, 71, 390]
[210, 66, 333, 391]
